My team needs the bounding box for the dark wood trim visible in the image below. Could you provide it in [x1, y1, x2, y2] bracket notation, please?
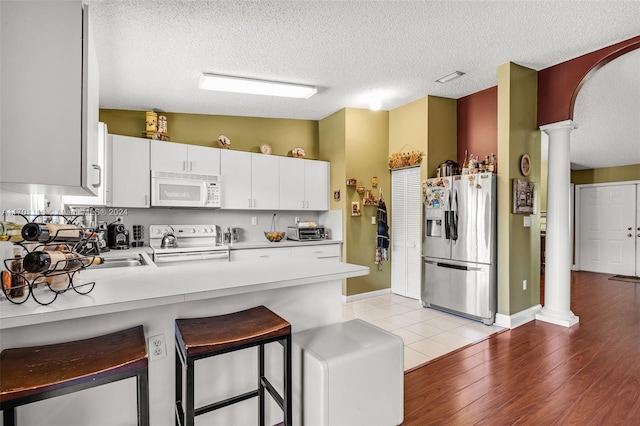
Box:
[537, 35, 640, 127]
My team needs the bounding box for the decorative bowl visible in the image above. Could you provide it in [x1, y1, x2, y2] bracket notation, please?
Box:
[264, 231, 286, 242]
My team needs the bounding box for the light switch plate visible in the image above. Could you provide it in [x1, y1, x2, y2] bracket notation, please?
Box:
[251, 217, 258, 225]
[523, 216, 531, 227]
[371, 216, 376, 225]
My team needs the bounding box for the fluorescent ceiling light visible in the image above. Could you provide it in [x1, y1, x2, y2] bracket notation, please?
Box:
[436, 71, 465, 83]
[198, 73, 317, 99]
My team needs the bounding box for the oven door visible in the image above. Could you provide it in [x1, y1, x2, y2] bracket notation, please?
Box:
[151, 174, 208, 207]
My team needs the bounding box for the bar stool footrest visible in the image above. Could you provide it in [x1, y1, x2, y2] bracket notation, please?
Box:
[195, 389, 259, 417]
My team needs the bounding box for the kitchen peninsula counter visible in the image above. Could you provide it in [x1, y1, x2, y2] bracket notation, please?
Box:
[0, 254, 365, 330]
[0, 254, 367, 425]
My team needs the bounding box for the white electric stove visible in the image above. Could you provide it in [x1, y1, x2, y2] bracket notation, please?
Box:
[149, 224, 229, 265]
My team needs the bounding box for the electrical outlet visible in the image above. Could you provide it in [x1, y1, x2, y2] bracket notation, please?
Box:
[295, 216, 300, 224]
[523, 279, 528, 290]
[251, 217, 258, 225]
[148, 334, 167, 361]
[371, 216, 376, 225]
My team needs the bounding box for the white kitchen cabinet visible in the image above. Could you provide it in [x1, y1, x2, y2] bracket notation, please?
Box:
[290, 244, 342, 262]
[150, 141, 220, 175]
[251, 154, 279, 210]
[390, 168, 421, 299]
[230, 247, 291, 262]
[109, 135, 150, 208]
[279, 158, 329, 211]
[0, 1, 99, 196]
[62, 123, 109, 206]
[220, 150, 279, 210]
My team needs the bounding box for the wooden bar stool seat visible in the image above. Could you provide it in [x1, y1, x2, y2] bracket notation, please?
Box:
[0, 325, 149, 426]
[175, 305, 292, 426]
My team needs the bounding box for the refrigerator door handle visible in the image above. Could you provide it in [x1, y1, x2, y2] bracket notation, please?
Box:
[423, 259, 483, 272]
[450, 190, 459, 242]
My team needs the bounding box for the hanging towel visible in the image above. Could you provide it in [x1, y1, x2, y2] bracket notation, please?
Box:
[375, 199, 389, 271]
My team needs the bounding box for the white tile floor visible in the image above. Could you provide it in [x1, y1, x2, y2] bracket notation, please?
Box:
[342, 293, 504, 371]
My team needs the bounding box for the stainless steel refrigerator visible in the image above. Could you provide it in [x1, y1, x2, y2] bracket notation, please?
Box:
[421, 173, 497, 325]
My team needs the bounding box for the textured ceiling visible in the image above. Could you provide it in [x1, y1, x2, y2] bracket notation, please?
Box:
[88, 0, 640, 170]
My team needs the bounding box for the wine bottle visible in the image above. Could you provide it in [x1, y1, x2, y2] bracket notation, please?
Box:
[23, 251, 103, 273]
[21, 223, 83, 242]
[461, 150, 470, 175]
[0, 222, 24, 242]
[9, 247, 26, 298]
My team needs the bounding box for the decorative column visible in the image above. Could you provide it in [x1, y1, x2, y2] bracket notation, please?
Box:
[536, 120, 579, 327]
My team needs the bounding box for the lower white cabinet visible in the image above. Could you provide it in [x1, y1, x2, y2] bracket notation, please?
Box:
[230, 243, 342, 262]
[109, 135, 150, 208]
[291, 244, 341, 262]
[230, 247, 291, 262]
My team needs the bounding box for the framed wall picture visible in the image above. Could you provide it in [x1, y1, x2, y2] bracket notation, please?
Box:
[351, 201, 361, 216]
[513, 179, 536, 214]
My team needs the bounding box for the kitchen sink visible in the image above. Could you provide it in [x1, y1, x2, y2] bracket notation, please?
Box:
[89, 254, 148, 269]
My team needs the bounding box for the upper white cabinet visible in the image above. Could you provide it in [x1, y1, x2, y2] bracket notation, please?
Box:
[109, 136, 150, 208]
[279, 157, 329, 211]
[62, 123, 108, 206]
[220, 150, 279, 210]
[0, 1, 99, 196]
[150, 141, 220, 175]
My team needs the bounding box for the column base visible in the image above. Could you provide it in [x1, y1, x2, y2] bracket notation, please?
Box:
[535, 308, 579, 328]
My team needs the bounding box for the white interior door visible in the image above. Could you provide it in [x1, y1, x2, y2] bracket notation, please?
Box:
[391, 168, 421, 299]
[578, 184, 636, 275]
[636, 184, 640, 276]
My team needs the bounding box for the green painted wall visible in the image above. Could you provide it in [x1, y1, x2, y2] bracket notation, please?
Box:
[319, 110, 348, 293]
[99, 109, 319, 158]
[387, 95, 456, 182]
[320, 108, 390, 296]
[426, 96, 457, 178]
[344, 109, 390, 296]
[497, 62, 541, 316]
[389, 96, 429, 181]
[571, 164, 640, 184]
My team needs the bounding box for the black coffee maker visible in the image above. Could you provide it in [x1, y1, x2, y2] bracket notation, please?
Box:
[107, 222, 130, 250]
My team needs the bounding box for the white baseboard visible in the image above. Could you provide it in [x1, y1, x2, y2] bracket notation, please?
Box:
[343, 288, 391, 303]
[495, 304, 542, 329]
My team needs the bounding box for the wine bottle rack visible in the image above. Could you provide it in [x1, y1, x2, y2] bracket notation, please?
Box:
[2, 216, 99, 306]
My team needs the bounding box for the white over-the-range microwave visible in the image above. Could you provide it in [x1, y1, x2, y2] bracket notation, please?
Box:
[151, 171, 221, 208]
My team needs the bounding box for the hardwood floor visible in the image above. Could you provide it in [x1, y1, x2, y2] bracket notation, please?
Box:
[403, 271, 640, 425]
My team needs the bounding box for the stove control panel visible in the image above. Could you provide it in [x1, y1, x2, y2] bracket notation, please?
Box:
[149, 225, 220, 239]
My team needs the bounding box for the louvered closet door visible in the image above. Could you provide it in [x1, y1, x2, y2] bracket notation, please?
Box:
[391, 168, 421, 299]
[391, 171, 407, 296]
[405, 168, 421, 298]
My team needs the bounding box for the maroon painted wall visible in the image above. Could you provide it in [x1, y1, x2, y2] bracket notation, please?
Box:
[538, 35, 640, 127]
[456, 86, 498, 166]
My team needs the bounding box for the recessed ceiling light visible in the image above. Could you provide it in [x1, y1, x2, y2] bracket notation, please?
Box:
[436, 71, 465, 83]
[198, 73, 317, 99]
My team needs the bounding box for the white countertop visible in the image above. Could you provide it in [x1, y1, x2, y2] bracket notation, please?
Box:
[0, 248, 366, 330]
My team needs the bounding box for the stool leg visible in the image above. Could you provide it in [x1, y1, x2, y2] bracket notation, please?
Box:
[3, 408, 16, 426]
[259, 343, 265, 426]
[284, 335, 292, 426]
[175, 345, 184, 426]
[186, 358, 195, 426]
[137, 368, 150, 426]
